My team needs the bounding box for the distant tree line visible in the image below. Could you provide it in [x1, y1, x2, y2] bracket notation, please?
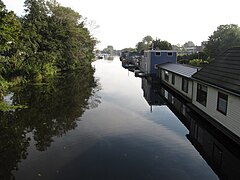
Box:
[135, 36, 172, 55]
[0, 0, 96, 96]
[127, 24, 240, 66]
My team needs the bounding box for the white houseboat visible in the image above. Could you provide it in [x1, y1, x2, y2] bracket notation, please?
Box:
[157, 47, 240, 144]
[191, 47, 240, 144]
[157, 63, 199, 102]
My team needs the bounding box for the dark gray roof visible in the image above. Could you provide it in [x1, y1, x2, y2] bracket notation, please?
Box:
[192, 47, 240, 95]
[159, 63, 199, 78]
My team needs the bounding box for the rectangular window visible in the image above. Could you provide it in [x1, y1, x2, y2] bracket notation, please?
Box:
[217, 92, 228, 115]
[164, 71, 169, 82]
[167, 52, 173, 57]
[182, 78, 188, 93]
[196, 83, 207, 106]
[171, 74, 175, 85]
[155, 52, 161, 56]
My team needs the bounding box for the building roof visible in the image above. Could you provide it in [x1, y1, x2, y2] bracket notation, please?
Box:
[159, 63, 199, 78]
[145, 50, 177, 53]
[192, 47, 240, 95]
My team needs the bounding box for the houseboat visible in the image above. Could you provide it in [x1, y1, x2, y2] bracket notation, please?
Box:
[191, 47, 240, 144]
[157, 63, 199, 102]
[157, 47, 240, 144]
[139, 50, 177, 77]
[158, 84, 240, 179]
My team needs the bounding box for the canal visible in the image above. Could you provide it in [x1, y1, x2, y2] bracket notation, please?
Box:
[1, 57, 239, 179]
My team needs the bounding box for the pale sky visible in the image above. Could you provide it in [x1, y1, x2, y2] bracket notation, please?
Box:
[2, 0, 240, 50]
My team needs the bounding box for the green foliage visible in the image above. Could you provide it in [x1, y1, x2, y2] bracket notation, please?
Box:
[0, 0, 97, 95]
[103, 45, 114, 54]
[177, 51, 208, 64]
[136, 35, 153, 54]
[183, 41, 195, 48]
[136, 36, 172, 53]
[205, 24, 240, 58]
[0, 101, 28, 111]
[152, 38, 172, 50]
[121, 47, 135, 52]
[188, 59, 209, 67]
[47, 2, 96, 70]
[0, 75, 8, 97]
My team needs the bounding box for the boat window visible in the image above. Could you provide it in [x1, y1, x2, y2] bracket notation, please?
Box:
[155, 52, 161, 56]
[217, 92, 228, 115]
[182, 78, 188, 93]
[164, 71, 169, 82]
[196, 83, 207, 106]
[172, 74, 175, 85]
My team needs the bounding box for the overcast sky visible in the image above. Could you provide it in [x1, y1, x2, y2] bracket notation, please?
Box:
[2, 0, 240, 50]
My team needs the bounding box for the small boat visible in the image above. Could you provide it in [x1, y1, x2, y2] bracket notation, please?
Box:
[134, 70, 146, 77]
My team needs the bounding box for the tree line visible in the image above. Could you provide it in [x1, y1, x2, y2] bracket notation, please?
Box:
[0, 0, 96, 96]
[131, 24, 240, 64]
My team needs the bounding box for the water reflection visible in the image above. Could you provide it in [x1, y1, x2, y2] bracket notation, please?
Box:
[142, 78, 240, 180]
[141, 78, 165, 108]
[1, 58, 239, 180]
[0, 66, 100, 179]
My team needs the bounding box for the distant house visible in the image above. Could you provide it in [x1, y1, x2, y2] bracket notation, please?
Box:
[157, 47, 240, 144]
[140, 50, 177, 76]
[157, 63, 199, 102]
[191, 47, 240, 142]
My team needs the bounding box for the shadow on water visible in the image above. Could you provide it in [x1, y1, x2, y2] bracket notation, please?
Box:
[142, 78, 240, 180]
[0, 66, 101, 180]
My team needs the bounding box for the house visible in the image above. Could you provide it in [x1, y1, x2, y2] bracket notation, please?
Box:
[140, 50, 177, 77]
[156, 81, 240, 179]
[157, 63, 199, 102]
[191, 47, 240, 143]
[157, 47, 240, 144]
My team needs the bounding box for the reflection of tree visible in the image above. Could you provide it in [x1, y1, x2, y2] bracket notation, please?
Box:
[0, 65, 101, 178]
[88, 77, 102, 109]
[0, 113, 30, 180]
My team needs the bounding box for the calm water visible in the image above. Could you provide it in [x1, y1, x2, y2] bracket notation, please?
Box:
[1, 57, 239, 180]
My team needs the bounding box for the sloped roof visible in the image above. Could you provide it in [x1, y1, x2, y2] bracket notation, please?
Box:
[159, 63, 199, 78]
[192, 47, 240, 95]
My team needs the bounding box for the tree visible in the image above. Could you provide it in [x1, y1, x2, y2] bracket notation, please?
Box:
[136, 35, 153, 54]
[22, 0, 55, 77]
[48, 2, 96, 69]
[205, 24, 240, 58]
[21, 0, 96, 74]
[0, 1, 21, 57]
[0, 0, 23, 81]
[1, 0, 97, 90]
[152, 38, 172, 50]
[183, 41, 195, 48]
[103, 45, 114, 54]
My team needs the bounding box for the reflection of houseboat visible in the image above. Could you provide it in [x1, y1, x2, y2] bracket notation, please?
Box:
[158, 85, 240, 180]
[141, 78, 165, 109]
[157, 47, 240, 144]
[104, 54, 114, 60]
[96, 54, 104, 59]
